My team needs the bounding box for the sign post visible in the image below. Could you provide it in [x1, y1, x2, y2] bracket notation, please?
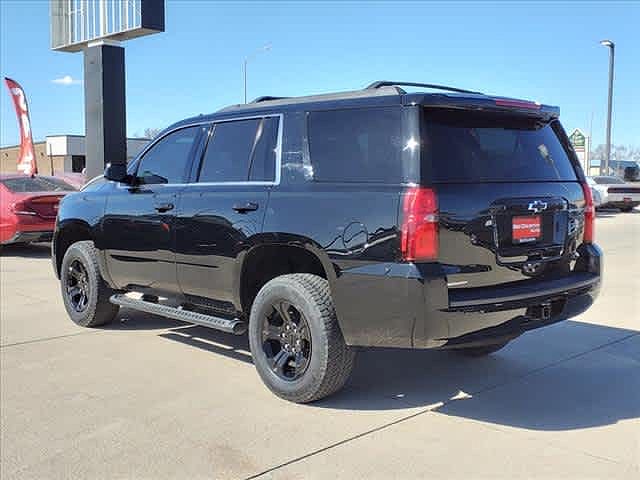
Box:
[50, 0, 164, 179]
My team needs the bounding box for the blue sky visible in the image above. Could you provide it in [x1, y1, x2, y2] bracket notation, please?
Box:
[1, 1, 638, 148]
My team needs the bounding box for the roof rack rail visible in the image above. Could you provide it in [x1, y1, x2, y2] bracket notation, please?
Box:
[250, 96, 289, 103]
[366, 81, 483, 95]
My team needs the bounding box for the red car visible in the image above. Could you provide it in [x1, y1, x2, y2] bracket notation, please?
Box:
[0, 175, 77, 245]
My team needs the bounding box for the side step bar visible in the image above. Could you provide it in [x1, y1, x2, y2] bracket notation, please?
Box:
[109, 294, 246, 335]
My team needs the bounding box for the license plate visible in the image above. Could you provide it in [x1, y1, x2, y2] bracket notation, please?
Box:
[512, 215, 541, 243]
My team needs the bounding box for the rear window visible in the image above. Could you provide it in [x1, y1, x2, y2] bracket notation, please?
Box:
[592, 176, 625, 184]
[307, 107, 403, 183]
[1, 176, 76, 193]
[422, 110, 577, 183]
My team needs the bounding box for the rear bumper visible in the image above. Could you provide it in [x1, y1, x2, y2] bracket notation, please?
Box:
[601, 200, 640, 209]
[1, 230, 53, 245]
[601, 193, 640, 208]
[333, 243, 602, 349]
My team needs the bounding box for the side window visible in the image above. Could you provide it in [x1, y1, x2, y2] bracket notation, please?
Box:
[198, 119, 260, 182]
[249, 117, 279, 182]
[137, 126, 199, 184]
[307, 107, 403, 183]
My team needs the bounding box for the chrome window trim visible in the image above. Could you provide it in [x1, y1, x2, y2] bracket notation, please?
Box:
[117, 113, 282, 189]
[192, 113, 283, 186]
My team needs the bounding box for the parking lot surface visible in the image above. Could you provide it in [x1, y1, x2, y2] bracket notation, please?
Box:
[1, 210, 638, 479]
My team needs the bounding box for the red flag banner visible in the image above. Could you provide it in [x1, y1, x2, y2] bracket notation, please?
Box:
[4, 77, 38, 176]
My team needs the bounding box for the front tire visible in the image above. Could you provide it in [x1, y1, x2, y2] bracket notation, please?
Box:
[248, 273, 356, 403]
[60, 240, 119, 327]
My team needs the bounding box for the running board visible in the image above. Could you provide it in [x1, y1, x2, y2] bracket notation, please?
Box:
[109, 294, 246, 335]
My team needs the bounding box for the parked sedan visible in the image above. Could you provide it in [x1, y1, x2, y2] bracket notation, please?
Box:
[589, 176, 640, 212]
[586, 177, 602, 208]
[0, 175, 77, 245]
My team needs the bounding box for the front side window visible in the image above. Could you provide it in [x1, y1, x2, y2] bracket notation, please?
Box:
[137, 126, 199, 184]
[198, 117, 278, 183]
[307, 107, 404, 183]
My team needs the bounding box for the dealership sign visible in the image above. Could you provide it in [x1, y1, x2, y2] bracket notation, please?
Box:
[569, 128, 586, 151]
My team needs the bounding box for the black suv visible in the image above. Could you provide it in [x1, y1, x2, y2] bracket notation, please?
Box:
[53, 81, 602, 402]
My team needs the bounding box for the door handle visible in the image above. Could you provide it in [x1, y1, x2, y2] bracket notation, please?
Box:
[154, 203, 174, 213]
[232, 201, 259, 213]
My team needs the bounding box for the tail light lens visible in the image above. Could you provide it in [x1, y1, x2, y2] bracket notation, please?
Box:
[580, 182, 595, 243]
[11, 201, 36, 216]
[401, 187, 439, 261]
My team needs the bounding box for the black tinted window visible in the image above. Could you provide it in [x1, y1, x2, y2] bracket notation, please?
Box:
[137, 126, 199, 184]
[249, 117, 279, 182]
[308, 107, 403, 183]
[1, 176, 76, 192]
[199, 119, 260, 182]
[422, 110, 577, 182]
[593, 176, 624, 184]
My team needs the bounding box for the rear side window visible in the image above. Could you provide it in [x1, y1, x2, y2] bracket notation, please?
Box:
[592, 176, 624, 184]
[1, 176, 76, 192]
[198, 117, 278, 183]
[249, 117, 279, 182]
[308, 107, 403, 183]
[422, 110, 577, 183]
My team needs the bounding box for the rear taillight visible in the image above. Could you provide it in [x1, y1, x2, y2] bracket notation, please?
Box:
[11, 201, 37, 216]
[580, 182, 595, 243]
[401, 187, 439, 261]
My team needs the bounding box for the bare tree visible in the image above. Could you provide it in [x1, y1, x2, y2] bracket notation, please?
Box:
[143, 127, 163, 139]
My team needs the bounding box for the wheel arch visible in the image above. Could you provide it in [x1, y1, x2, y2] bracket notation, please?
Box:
[53, 220, 95, 279]
[236, 237, 338, 318]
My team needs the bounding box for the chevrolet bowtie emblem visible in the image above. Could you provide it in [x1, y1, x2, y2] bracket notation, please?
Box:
[528, 200, 548, 214]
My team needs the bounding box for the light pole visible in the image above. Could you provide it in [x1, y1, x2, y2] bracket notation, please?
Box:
[600, 39, 615, 176]
[243, 43, 272, 103]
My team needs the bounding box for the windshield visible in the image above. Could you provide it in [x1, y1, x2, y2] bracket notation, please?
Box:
[592, 176, 625, 185]
[1, 176, 76, 193]
[421, 110, 577, 183]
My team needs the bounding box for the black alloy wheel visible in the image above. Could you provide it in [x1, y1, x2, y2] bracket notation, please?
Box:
[65, 259, 90, 312]
[261, 301, 312, 381]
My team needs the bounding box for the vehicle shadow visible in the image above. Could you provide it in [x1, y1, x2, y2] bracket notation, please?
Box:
[106, 310, 253, 363]
[113, 312, 639, 432]
[596, 208, 639, 218]
[0, 242, 52, 259]
[315, 320, 639, 432]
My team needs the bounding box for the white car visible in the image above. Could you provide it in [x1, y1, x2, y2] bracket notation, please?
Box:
[588, 176, 640, 212]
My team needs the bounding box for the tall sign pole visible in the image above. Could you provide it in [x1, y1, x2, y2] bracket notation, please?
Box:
[50, 0, 165, 179]
[600, 40, 615, 176]
[83, 42, 127, 179]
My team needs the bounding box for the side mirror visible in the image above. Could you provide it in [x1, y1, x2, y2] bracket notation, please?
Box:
[104, 163, 129, 183]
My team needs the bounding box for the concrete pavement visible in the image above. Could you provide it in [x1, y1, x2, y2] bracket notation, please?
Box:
[1, 210, 638, 479]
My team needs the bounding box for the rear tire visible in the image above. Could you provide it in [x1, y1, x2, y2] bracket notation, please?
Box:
[455, 341, 509, 357]
[248, 273, 356, 403]
[60, 240, 119, 327]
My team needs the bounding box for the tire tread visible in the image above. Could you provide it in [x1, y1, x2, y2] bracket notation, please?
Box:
[61, 240, 118, 327]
